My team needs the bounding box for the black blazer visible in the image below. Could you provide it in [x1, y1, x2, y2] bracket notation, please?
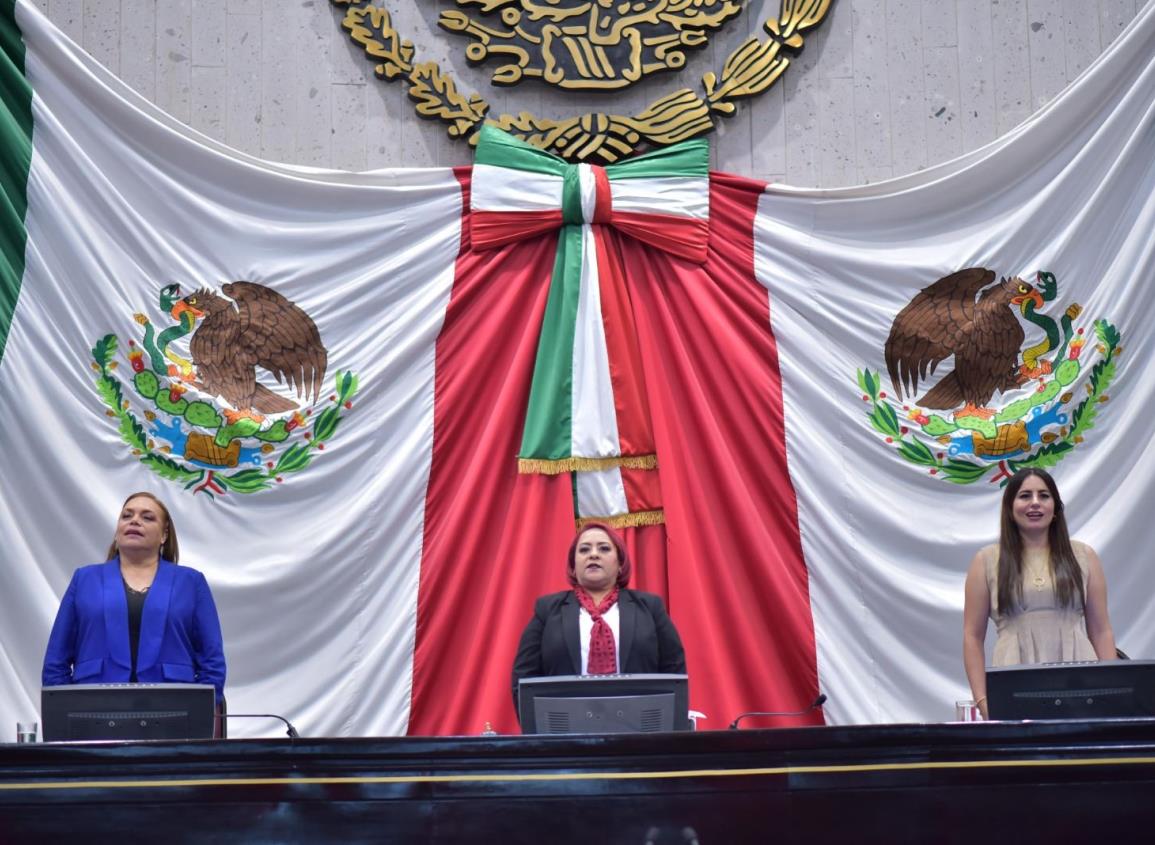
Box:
[511, 589, 687, 711]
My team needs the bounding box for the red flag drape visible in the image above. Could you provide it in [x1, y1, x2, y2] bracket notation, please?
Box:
[408, 170, 819, 735]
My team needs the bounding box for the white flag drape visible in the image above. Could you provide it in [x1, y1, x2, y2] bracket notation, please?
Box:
[0, 1, 463, 736]
[756, 2, 1155, 723]
[2, 0, 1154, 734]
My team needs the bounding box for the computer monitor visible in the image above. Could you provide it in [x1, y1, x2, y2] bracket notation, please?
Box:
[41, 683, 216, 741]
[517, 674, 690, 734]
[986, 659, 1155, 720]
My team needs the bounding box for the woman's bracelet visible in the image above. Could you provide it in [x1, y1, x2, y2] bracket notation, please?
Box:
[975, 696, 987, 705]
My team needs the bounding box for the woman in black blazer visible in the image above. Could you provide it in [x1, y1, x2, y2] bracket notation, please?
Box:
[511, 522, 686, 712]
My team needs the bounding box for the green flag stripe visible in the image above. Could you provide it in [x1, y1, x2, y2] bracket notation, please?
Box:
[476, 124, 708, 183]
[605, 138, 709, 181]
[474, 124, 567, 178]
[519, 226, 583, 460]
[561, 166, 583, 225]
[0, 0, 32, 368]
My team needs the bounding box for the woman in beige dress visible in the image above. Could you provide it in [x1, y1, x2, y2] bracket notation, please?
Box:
[963, 468, 1116, 718]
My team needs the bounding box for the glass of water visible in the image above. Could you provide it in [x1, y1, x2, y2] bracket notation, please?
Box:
[954, 700, 981, 722]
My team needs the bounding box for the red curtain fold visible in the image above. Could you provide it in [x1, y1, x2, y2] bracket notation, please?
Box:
[470, 209, 565, 250]
[408, 169, 819, 735]
[594, 221, 656, 458]
[618, 172, 820, 730]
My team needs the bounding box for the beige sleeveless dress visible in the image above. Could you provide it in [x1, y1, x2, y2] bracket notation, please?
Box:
[982, 541, 1097, 666]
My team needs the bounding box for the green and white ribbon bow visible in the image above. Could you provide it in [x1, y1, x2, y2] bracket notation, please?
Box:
[471, 126, 710, 524]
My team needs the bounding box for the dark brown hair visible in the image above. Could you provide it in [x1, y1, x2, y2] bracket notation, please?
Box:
[996, 469, 1082, 613]
[566, 522, 631, 589]
[105, 491, 180, 563]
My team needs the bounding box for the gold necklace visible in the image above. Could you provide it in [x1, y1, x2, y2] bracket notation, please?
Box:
[1023, 557, 1050, 591]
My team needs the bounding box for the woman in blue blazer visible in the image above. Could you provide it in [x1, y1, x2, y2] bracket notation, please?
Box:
[42, 492, 226, 702]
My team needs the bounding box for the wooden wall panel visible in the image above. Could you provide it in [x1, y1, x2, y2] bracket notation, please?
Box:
[32, 0, 1148, 187]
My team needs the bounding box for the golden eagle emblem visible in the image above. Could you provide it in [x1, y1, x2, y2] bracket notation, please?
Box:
[330, 0, 834, 163]
[883, 268, 1086, 420]
[440, 0, 745, 90]
[884, 268, 1036, 419]
[91, 280, 358, 498]
[178, 282, 327, 421]
[856, 267, 1121, 485]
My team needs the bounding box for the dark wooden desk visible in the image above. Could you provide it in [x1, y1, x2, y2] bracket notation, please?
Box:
[4, 720, 1155, 842]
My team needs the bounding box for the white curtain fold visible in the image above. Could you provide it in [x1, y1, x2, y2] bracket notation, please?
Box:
[756, 2, 1155, 723]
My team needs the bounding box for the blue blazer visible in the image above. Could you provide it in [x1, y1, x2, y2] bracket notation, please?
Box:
[42, 559, 226, 701]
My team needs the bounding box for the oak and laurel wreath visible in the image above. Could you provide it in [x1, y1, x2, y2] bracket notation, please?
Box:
[856, 320, 1121, 485]
[329, 0, 833, 164]
[91, 333, 358, 496]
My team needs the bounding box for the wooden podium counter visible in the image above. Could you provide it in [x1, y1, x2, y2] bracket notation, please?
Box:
[4, 720, 1155, 842]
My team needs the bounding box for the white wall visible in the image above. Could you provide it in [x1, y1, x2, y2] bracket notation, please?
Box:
[30, 0, 1145, 184]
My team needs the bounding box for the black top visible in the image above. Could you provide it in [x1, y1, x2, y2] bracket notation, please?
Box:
[123, 580, 148, 682]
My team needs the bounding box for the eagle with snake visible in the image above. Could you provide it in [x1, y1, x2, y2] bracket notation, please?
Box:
[177, 281, 327, 421]
[884, 268, 1051, 420]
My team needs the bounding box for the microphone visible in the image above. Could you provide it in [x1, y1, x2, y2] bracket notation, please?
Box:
[224, 712, 301, 738]
[728, 693, 827, 730]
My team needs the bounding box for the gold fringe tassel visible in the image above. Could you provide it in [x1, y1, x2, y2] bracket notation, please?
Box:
[576, 509, 665, 530]
[518, 453, 658, 475]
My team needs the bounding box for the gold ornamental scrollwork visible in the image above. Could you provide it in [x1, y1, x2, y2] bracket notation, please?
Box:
[439, 0, 745, 90]
[330, 0, 834, 163]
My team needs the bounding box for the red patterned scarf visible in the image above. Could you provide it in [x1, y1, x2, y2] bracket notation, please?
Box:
[576, 587, 620, 674]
